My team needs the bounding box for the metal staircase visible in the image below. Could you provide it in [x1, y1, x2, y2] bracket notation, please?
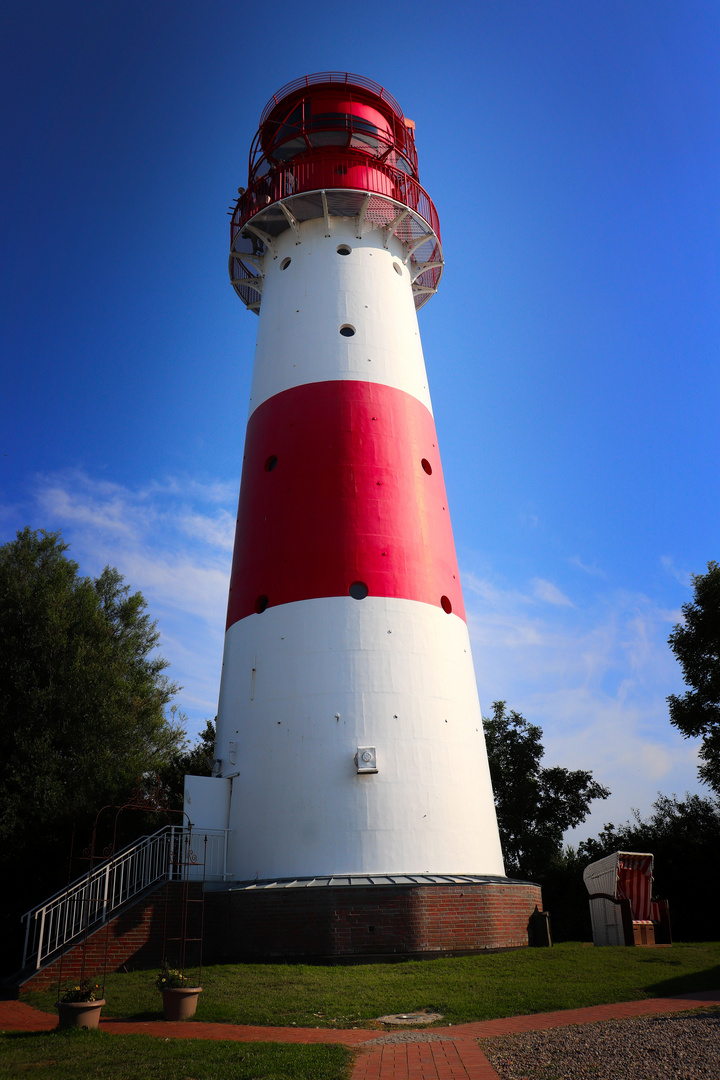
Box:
[20, 825, 228, 971]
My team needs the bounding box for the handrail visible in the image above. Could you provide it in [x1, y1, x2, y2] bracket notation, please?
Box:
[231, 153, 440, 245]
[259, 72, 405, 126]
[19, 830, 158, 915]
[20, 825, 228, 971]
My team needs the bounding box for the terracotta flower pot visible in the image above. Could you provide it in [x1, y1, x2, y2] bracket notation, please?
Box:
[161, 987, 202, 1021]
[57, 999, 105, 1029]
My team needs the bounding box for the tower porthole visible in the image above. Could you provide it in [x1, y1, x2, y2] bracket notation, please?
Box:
[440, 595, 452, 614]
[339, 324, 356, 337]
[280, 257, 291, 270]
[421, 458, 432, 475]
[255, 595, 269, 614]
[337, 244, 352, 256]
[349, 581, 369, 600]
[264, 455, 278, 472]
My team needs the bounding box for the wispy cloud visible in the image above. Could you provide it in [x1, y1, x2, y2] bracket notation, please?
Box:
[464, 571, 532, 610]
[39, 479, 142, 538]
[463, 569, 702, 839]
[179, 510, 235, 550]
[660, 555, 692, 589]
[29, 469, 238, 736]
[532, 578, 574, 607]
[568, 554, 605, 578]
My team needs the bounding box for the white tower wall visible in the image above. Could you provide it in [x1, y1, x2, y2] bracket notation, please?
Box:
[215, 213, 505, 882]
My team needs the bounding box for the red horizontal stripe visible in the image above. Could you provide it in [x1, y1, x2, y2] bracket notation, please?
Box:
[226, 380, 465, 627]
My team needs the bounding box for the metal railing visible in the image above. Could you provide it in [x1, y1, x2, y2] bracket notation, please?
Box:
[21, 826, 228, 971]
[259, 72, 405, 126]
[231, 153, 440, 244]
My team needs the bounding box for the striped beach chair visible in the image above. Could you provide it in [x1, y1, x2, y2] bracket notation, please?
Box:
[583, 852, 672, 946]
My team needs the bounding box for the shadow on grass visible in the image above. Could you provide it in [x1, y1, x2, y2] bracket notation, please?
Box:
[647, 964, 720, 997]
[634, 955, 682, 966]
[2, 1029, 104, 1042]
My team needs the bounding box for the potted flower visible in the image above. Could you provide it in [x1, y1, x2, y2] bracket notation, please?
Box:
[156, 963, 202, 1021]
[57, 979, 105, 1029]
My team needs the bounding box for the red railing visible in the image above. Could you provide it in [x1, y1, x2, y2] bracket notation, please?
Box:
[259, 72, 405, 127]
[231, 153, 440, 246]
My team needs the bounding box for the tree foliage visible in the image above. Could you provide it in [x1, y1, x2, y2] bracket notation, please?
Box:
[0, 529, 183, 856]
[667, 560, 720, 793]
[483, 701, 610, 880]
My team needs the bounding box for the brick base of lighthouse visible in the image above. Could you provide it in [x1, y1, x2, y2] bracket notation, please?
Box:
[16, 879, 543, 991]
[203, 879, 544, 961]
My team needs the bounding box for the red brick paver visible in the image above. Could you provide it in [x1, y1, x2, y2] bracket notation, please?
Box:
[2, 991, 719, 1080]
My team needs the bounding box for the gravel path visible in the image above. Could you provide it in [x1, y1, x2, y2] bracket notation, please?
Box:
[481, 1009, 720, 1080]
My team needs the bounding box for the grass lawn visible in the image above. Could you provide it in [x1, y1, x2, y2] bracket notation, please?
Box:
[0, 1030, 352, 1080]
[21, 942, 720, 1028]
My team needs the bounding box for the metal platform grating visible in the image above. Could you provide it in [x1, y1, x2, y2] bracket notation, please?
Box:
[230, 189, 443, 314]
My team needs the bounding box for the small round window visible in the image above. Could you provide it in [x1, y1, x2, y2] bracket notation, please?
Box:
[255, 595, 269, 614]
[440, 595, 452, 614]
[280, 257, 291, 270]
[349, 581, 368, 600]
[393, 262, 402, 276]
[421, 458, 432, 475]
[337, 244, 352, 256]
[339, 324, 356, 337]
[264, 455, 278, 472]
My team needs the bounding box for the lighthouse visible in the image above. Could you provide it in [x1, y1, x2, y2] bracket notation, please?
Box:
[188, 73, 542, 957]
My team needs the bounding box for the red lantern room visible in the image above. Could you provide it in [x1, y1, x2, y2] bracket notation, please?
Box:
[252, 73, 418, 182]
[229, 72, 442, 314]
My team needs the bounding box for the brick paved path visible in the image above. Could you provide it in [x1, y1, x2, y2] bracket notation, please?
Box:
[2, 991, 719, 1080]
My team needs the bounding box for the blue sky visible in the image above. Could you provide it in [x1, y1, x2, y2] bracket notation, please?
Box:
[3, 1, 718, 842]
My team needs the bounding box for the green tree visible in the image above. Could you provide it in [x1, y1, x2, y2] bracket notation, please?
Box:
[0, 529, 183, 851]
[483, 701, 610, 880]
[0, 529, 184, 969]
[667, 561, 720, 793]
